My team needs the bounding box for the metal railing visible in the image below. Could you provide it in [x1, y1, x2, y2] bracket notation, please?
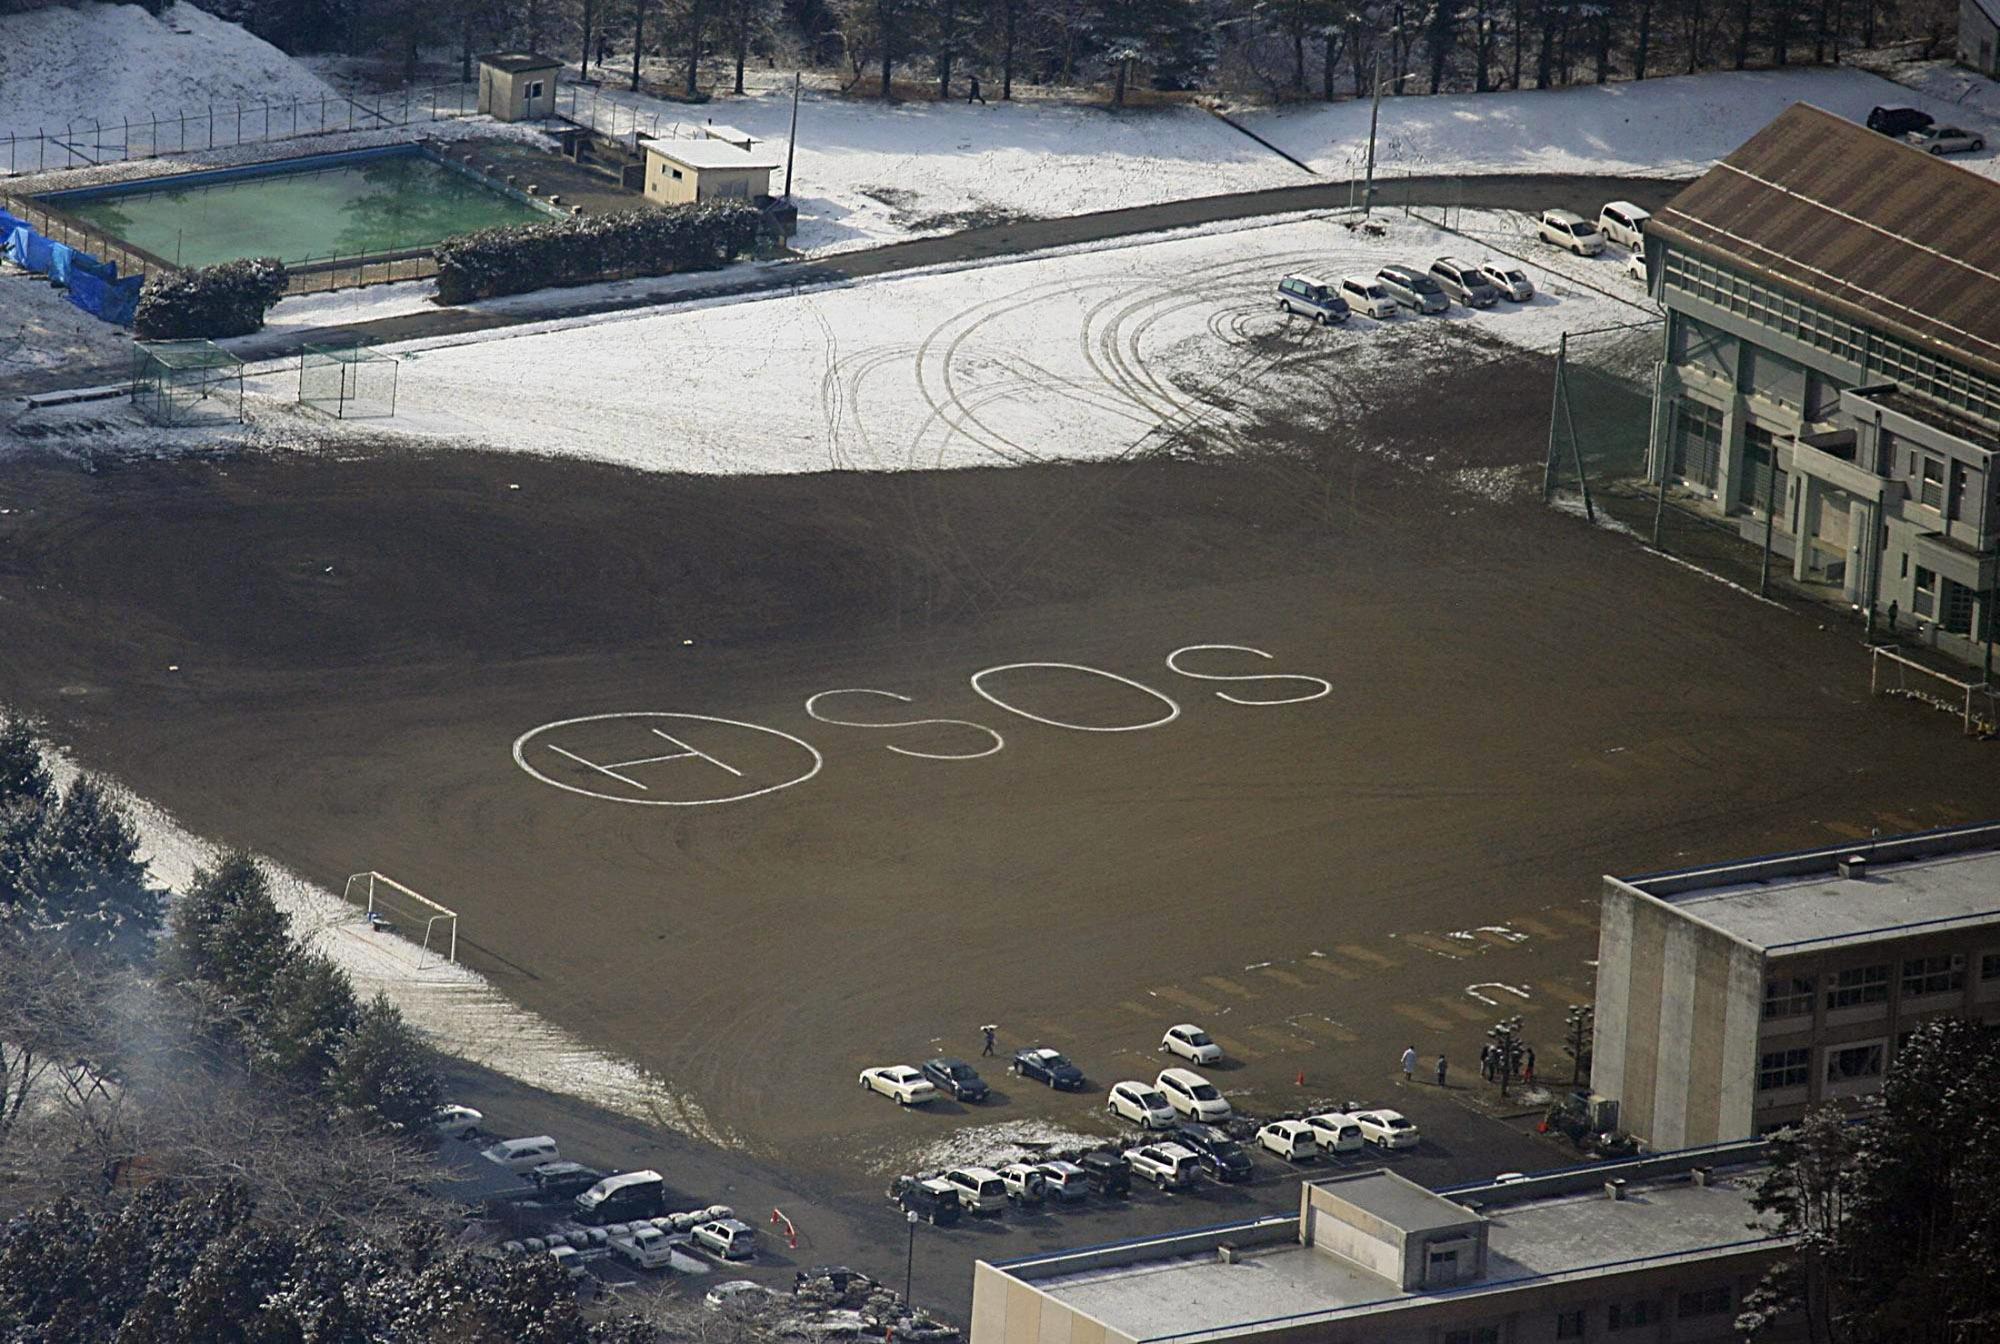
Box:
[2, 82, 488, 177]
[0, 192, 156, 281]
[284, 251, 440, 296]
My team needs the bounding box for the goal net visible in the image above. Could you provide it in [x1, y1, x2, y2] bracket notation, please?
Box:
[1869, 645, 1999, 738]
[340, 871, 458, 967]
[299, 341, 399, 420]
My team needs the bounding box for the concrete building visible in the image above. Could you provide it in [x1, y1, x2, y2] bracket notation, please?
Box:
[640, 138, 780, 206]
[1642, 104, 2000, 669]
[1964, 0, 2000, 76]
[477, 53, 561, 122]
[1591, 821, 2000, 1150]
[971, 1143, 1793, 1344]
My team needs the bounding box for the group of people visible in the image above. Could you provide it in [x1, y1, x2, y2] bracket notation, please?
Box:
[1481, 1040, 1535, 1084]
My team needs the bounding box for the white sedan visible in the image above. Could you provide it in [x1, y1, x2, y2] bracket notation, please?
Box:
[859, 1065, 939, 1106]
[430, 1104, 484, 1137]
[1160, 1023, 1223, 1064]
[1625, 251, 1648, 283]
[1352, 1108, 1421, 1149]
[1156, 1067, 1232, 1122]
[1107, 1081, 1179, 1129]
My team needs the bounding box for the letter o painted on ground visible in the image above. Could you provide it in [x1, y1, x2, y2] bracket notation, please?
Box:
[968, 662, 1181, 732]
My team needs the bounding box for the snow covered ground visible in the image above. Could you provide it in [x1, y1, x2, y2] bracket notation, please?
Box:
[234, 209, 1653, 475]
[0, 268, 134, 376]
[0, 1, 336, 143]
[1234, 66, 2000, 182]
[567, 82, 1309, 252]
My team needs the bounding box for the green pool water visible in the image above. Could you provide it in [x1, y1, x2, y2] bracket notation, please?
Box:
[56, 151, 554, 269]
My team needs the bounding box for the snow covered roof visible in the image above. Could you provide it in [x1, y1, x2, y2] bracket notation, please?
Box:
[642, 137, 780, 171]
[480, 51, 562, 73]
[1650, 102, 2000, 381]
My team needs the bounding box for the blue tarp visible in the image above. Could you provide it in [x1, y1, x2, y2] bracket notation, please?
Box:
[2, 216, 138, 327]
[66, 269, 142, 327]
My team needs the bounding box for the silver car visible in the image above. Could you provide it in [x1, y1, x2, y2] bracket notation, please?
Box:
[1428, 257, 1499, 308]
[1479, 261, 1535, 302]
[1907, 125, 1985, 155]
[1375, 264, 1450, 315]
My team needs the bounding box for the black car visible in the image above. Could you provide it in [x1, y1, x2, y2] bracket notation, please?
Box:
[1076, 1149, 1132, 1197]
[921, 1057, 990, 1102]
[1012, 1047, 1085, 1091]
[528, 1161, 605, 1199]
[1175, 1123, 1254, 1183]
[888, 1175, 964, 1226]
[1867, 105, 1934, 137]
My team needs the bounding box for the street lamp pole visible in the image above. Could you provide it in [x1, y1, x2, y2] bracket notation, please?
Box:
[1363, 48, 1382, 217]
[904, 1210, 919, 1307]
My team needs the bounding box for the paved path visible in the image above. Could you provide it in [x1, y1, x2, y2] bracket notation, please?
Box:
[6, 173, 1689, 397]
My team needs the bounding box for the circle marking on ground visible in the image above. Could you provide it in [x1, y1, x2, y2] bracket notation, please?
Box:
[512, 712, 823, 806]
[968, 662, 1182, 732]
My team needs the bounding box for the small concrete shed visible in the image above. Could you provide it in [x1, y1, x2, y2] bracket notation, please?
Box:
[641, 138, 781, 205]
[477, 52, 561, 122]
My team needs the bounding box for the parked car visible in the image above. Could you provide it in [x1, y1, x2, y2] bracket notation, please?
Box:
[889, 1174, 964, 1225]
[998, 1162, 1049, 1205]
[1339, 274, 1400, 319]
[1867, 104, 1934, 137]
[609, 1224, 679, 1271]
[1428, 257, 1499, 308]
[1108, 1081, 1179, 1129]
[1908, 125, 1985, 154]
[1037, 1160, 1091, 1202]
[1375, 264, 1451, 314]
[1174, 1122, 1254, 1183]
[1256, 1119, 1319, 1161]
[1596, 201, 1651, 250]
[1012, 1048, 1085, 1090]
[431, 1104, 484, 1138]
[481, 1135, 560, 1174]
[693, 1218, 758, 1261]
[529, 1161, 605, 1200]
[1479, 261, 1535, 302]
[1352, 1109, 1421, 1149]
[1077, 1149, 1133, 1197]
[1304, 1111, 1365, 1154]
[1156, 1067, 1231, 1122]
[1160, 1023, 1222, 1064]
[707, 1280, 786, 1312]
[1625, 250, 1648, 283]
[920, 1058, 989, 1103]
[1536, 209, 1605, 256]
[575, 1169, 666, 1225]
[548, 1243, 590, 1283]
[940, 1166, 1008, 1214]
[860, 1065, 939, 1106]
[1276, 273, 1351, 325]
[1124, 1143, 1200, 1190]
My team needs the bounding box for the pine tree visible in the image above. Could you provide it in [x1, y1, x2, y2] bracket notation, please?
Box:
[330, 994, 443, 1132]
[259, 951, 361, 1085]
[0, 717, 55, 915]
[169, 853, 293, 1009]
[19, 776, 162, 961]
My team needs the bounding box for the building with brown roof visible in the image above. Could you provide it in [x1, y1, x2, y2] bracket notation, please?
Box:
[1643, 103, 1999, 670]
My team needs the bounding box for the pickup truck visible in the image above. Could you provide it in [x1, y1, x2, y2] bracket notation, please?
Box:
[609, 1223, 680, 1270]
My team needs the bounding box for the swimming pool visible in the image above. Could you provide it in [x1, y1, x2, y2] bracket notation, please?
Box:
[39, 145, 559, 270]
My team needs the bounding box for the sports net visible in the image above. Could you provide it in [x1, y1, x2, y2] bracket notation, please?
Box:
[299, 341, 398, 419]
[1870, 646, 1999, 738]
[1544, 320, 1662, 514]
[340, 871, 458, 966]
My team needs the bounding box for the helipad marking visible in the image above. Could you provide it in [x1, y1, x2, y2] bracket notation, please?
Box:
[513, 712, 822, 806]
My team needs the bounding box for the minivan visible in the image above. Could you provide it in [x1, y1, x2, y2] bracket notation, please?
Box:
[1037, 1160, 1090, 1202]
[1428, 257, 1499, 308]
[481, 1135, 560, 1174]
[1077, 1149, 1132, 1197]
[1375, 264, 1450, 315]
[1536, 209, 1605, 256]
[1338, 274, 1399, 319]
[1867, 104, 1934, 137]
[1596, 201, 1650, 251]
[1276, 273, 1351, 325]
[530, 1160, 605, 1199]
[575, 1169, 666, 1224]
[942, 1166, 1008, 1215]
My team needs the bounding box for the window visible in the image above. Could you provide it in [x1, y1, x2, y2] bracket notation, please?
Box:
[1914, 565, 1938, 619]
[670, 168, 684, 180]
[1826, 1042, 1884, 1084]
[1678, 1286, 1732, 1317]
[1920, 456, 1946, 510]
[1741, 426, 1787, 515]
[1443, 1330, 1498, 1344]
[1759, 1048, 1810, 1091]
[1763, 976, 1815, 1019]
[1942, 579, 1975, 636]
[1671, 398, 1724, 488]
[526, 79, 545, 100]
[1556, 1309, 1587, 1340]
[1827, 965, 1889, 1010]
[1608, 1300, 1658, 1331]
[1901, 954, 1964, 997]
[1981, 951, 2000, 982]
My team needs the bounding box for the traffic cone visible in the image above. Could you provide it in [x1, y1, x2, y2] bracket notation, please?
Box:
[1295, 1070, 1306, 1087]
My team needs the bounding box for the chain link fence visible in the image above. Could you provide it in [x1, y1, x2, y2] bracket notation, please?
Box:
[1543, 319, 1663, 521]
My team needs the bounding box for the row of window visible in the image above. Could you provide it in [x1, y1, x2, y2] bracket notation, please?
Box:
[1661, 252, 2000, 427]
[1756, 1041, 1887, 1091]
[1441, 1287, 1734, 1344]
[1761, 953, 1991, 1021]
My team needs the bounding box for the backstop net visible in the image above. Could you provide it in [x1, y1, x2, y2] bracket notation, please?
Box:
[340, 871, 458, 966]
[1544, 320, 1662, 517]
[299, 341, 398, 419]
[131, 340, 245, 427]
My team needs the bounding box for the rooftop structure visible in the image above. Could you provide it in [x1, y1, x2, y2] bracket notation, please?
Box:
[478, 51, 562, 73]
[642, 137, 783, 171]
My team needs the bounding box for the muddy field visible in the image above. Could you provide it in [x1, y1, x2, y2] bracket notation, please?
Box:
[2, 343, 1996, 1192]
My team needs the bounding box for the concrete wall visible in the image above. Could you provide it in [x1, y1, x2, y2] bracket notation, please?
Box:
[1963, 0, 2000, 74]
[1303, 1183, 1405, 1286]
[1595, 880, 1764, 1148]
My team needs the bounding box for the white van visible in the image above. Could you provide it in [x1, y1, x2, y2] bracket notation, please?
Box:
[1339, 274, 1400, 319]
[942, 1166, 1008, 1215]
[1276, 274, 1351, 325]
[575, 1169, 666, 1224]
[1597, 201, 1650, 251]
[481, 1135, 560, 1174]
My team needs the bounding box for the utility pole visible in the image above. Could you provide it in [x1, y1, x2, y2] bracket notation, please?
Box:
[1564, 1004, 1593, 1087]
[1363, 48, 1383, 217]
[1758, 446, 1778, 597]
[904, 1210, 919, 1306]
[784, 71, 801, 199]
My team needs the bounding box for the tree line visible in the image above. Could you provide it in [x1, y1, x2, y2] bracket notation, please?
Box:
[196, 0, 1959, 108]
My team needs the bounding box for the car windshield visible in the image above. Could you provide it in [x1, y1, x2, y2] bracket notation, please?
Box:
[1191, 1083, 1221, 1100]
[1575, 221, 1600, 235]
[1364, 285, 1387, 298]
[947, 1064, 972, 1078]
[1045, 1055, 1072, 1069]
[1411, 276, 1442, 293]
[1139, 1090, 1168, 1108]
[1507, 270, 1527, 282]
[1188, 1031, 1213, 1045]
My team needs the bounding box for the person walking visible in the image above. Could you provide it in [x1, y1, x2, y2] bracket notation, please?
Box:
[1523, 1046, 1536, 1084]
[1400, 1045, 1417, 1083]
[1435, 1054, 1448, 1088]
[967, 75, 986, 104]
[1480, 1044, 1494, 1081]
[981, 1024, 997, 1057]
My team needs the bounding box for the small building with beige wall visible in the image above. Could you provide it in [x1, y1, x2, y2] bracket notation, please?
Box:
[476, 53, 561, 122]
[640, 137, 779, 206]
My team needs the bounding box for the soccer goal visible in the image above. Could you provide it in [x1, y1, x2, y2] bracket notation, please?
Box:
[299, 341, 399, 419]
[1869, 645, 1999, 737]
[341, 871, 458, 966]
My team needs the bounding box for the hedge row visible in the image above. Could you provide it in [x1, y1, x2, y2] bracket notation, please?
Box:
[433, 202, 764, 304]
[133, 257, 288, 340]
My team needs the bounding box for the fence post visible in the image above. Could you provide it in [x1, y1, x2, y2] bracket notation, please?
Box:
[208, 102, 214, 149]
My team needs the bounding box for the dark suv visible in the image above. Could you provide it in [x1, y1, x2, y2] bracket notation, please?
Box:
[1077, 1149, 1132, 1197]
[1867, 105, 1934, 137]
[921, 1057, 990, 1102]
[888, 1175, 963, 1226]
[529, 1161, 604, 1199]
[1174, 1123, 1254, 1183]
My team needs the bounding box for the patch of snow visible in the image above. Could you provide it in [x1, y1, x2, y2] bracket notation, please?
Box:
[1237, 67, 2000, 183]
[0, 270, 133, 372]
[880, 1119, 1106, 1176]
